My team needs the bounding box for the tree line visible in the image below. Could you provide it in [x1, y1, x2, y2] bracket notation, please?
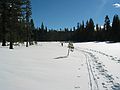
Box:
[0, 0, 120, 49]
[34, 15, 120, 42]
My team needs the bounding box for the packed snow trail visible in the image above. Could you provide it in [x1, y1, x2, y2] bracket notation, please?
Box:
[74, 48, 99, 90]
[75, 45, 120, 90]
[84, 53, 99, 90]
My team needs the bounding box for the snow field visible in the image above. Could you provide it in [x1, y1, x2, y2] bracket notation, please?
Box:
[0, 42, 89, 90]
[0, 42, 120, 90]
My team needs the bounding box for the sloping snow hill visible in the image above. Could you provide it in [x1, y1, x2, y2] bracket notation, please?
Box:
[0, 42, 120, 90]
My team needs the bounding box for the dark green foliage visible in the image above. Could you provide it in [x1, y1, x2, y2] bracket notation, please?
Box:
[23, 0, 32, 47]
[112, 15, 120, 41]
[104, 15, 111, 31]
[0, 0, 8, 46]
[33, 15, 120, 42]
[0, 0, 120, 46]
[0, 0, 33, 49]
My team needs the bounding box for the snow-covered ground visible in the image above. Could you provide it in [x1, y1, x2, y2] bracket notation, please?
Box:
[0, 42, 120, 90]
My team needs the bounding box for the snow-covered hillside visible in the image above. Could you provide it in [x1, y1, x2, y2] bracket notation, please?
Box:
[0, 42, 120, 90]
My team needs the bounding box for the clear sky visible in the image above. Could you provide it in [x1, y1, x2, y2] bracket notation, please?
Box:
[31, 0, 120, 29]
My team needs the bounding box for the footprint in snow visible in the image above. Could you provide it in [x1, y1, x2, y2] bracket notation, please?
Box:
[77, 76, 80, 78]
[97, 77, 100, 79]
[116, 77, 119, 79]
[81, 64, 83, 66]
[78, 68, 81, 70]
[111, 83, 120, 90]
[102, 82, 105, 85]
[118, 60, 120, 63]
[110, 55, 113, 57]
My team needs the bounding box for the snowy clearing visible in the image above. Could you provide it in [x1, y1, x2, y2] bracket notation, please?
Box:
[0, 42, 120, 90]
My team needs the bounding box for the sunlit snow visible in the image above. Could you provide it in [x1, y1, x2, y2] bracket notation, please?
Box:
[0, 42, 120, 90]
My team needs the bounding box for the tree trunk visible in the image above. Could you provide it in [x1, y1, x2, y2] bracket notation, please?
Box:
[9, 31, 13, 49]
[2, 38, 6, 46]
[9, 41, 13, 49]
[1, 4, 6, 46]
[26, 28, 29, 47]
[26, 41, 29, 47]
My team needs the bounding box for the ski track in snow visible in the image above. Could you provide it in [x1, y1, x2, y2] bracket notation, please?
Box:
[75, 47, 120, 90]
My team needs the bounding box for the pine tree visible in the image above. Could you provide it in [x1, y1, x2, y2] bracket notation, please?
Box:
[88, 18, 94, 32]
[104, 15, 110, 31]
[0, 0, 33, 48]
[0, 0, 8, 46]
[104, 15, 111, 41]
[7, 0, 23, 49]
[86, 20, 89, 31]
[112, 14, 120, 41]
[77, 22, 80, 30]
[0, 3, 2, 41]
[85, 19, 95, 41]
[30, 19, 35, 30]
[24, 0, 32, 47]
[29, 19, 35, 44]
[96, 24, 99, 31]
[41, 22, 44, 30]
[81, 21, 84, 30]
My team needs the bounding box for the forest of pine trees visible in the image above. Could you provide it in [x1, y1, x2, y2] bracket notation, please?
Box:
[34, 15, 120, 42]
[0, 0, 120, 49]
[0, 0, 34, 49]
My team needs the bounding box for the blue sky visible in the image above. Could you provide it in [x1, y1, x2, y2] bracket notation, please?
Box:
[31, 0, 120, 29]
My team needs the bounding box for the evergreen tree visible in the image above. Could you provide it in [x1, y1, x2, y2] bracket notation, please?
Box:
[85, 18, 95, 41]
[8, 0, 23, 49]
[0, 0, 33, 48]
[104, 15, 111, 41]
[112, 14, 120, 41]
[30, 19, 37, 43]
[96, 24, 99, 31]
[104, 15, 110, 31]
[86, 20, 89, 31]
[30, 19, 35, 30]
[0, 4, 2, 41]
[0, 0, 8, 46]
[41, 22, 44, 30]
[81, 21, 84, 30]
[24, 0, 32, 47]
[77, 22, 80, 30]
[88, 18, 94, 32]
[73, 27, 76, 31]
